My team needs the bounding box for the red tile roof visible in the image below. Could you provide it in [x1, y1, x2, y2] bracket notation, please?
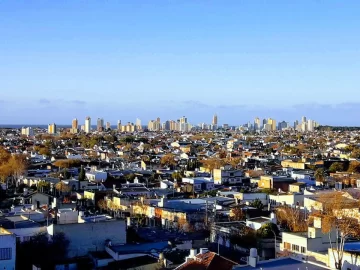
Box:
[176, 251, 238, 270]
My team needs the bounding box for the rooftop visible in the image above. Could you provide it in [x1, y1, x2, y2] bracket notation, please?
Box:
[110, 241, 170, 254]
[236, 258, 329, 270]
[176, 251, 238, 270]
[0, 227, 11, 235]
[247, 217, 271, 223]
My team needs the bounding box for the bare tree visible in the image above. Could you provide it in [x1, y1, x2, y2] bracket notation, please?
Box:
[318, 192, 360, 269]
[276, 206, 308, 232]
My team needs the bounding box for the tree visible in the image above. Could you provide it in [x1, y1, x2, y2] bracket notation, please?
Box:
[250, 198, 264, 210]
[171, 171, 182, 181]
[348, 161, 360, 173]
[328, 162, 345, 173]
[37, 181, 50, 193]
[276, 206, 308, 232]
[53, 159, 81, 169]
[16, 232, 69, 269]
[257, 223, 279, 239]
[200, 158, 225, 175]
[318, 192, 360, 269]
[230, 206, 245, 221]
[314, 168, 326, 182]
[125, 173, 136, 182]
[350, 148, 360, 159]
[38, 147, 51, 156]
[0, 151, 27, 186]
[160, 154, 177, 168]
[55, 181, 71, 195]
[97, 199, 108, 213]
[78, 165, 86, 190]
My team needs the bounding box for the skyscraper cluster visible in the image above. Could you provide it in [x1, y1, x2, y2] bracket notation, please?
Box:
[148, 116, 192, 132]
[250, 116, 319, 132]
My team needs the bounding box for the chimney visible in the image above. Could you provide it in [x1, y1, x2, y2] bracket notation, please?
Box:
[248, 248, 258, 267]
[189, 248, 197, 258]
[158, 197, 166, 208]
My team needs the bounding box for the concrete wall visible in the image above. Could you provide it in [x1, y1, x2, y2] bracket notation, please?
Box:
[0, 229, 16, 270]
[48, 220, 126, 258]
[31, 193, 51, 207]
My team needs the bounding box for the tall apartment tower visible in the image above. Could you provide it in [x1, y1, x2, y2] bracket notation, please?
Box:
[71, 118, 78, 134]
[212, 114, 218, 125]
[97, 118, 104, 132]
[85, 116, 91, 133]
[117, 120, 122, 131]
[106, 121, 111, 130]
[48, 123, 56, 134]
[267, 118, 277, 131]
[136, 118, 142, 131]
[302, 116, 307, 123]
[21, 127, 34, 137]
[254, 117, 260, 130]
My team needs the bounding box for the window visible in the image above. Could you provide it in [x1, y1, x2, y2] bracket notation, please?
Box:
[0, 248, 12, 260]
[292, 244, 299, 252]
[284, 242, 291, 250]
[301, 247, 306, 254]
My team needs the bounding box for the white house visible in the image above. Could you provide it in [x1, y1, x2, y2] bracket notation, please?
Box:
[246, 213, 277, 230]
[47, 220, 126, 258]
[160, 180, 174, 189]
[213, 168, 244, 185]
[280, 216, 336, 265]
[86, 170, 108, 182]
[0, 228, 16, 270]
[182, 177, 214, 191]
[7, 227, 47, 243]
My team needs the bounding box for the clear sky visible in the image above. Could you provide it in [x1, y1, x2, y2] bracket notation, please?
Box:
[1, 0, 360, 126]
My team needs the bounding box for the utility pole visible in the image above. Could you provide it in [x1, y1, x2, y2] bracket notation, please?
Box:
[205, 200, 208, 227]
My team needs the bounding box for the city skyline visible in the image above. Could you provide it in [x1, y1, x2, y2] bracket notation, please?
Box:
[34, 114, 319, 132]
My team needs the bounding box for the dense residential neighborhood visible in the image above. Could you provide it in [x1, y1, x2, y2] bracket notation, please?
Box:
[1, 122, 360, 270]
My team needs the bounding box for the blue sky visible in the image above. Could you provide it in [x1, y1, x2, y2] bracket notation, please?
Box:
[0, 1, 359, 126]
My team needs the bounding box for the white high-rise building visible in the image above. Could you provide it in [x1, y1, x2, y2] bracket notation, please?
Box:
[85, 116, 91, 133]
[307, 119, 314, 132]
[21, 127, 34, 137]
[136, 118, 142, 131]
[254, 117, 261, 130]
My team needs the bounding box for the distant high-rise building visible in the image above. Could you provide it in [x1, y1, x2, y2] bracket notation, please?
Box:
[97, 118, 104, 132]
[136, 118, 142, 131]
[262, 118, 267, 127]
[106, 121, 111, 130]
[85, 116, 91, 133]
[267, 118, 277, 131]
[117, 120, 122, 131]
[307, 119, 314, 132]
[165, 120, 171, 131]
[170, 120, 177, 131]
[179, 116, 189, 132]
[278, 121, 288, 130]
[21, 127, 34, 137]
[212, 114, 218, 126]
[302, 116, 307, 123]
[71, 118, 78, 134]
[48, 123, 56, 134]
[180, 116, 187, 124]
[254, 117, 261, 130]
[301, 122, 307, 132]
